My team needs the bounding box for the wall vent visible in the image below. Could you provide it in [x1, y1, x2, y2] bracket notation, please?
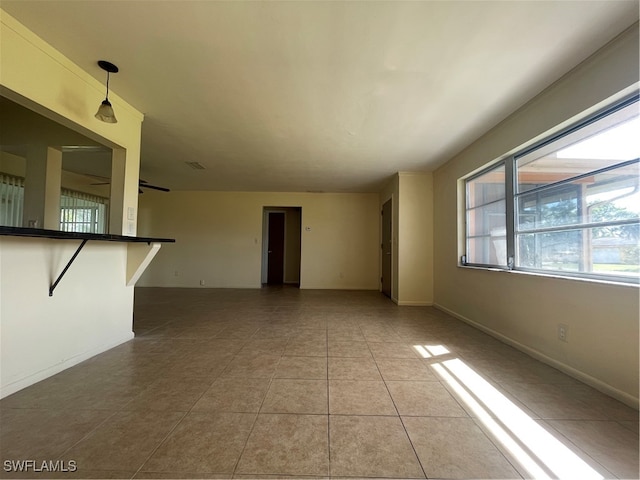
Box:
[185, 161, 206, 170]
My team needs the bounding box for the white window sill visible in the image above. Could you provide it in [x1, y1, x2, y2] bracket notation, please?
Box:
[457, 264, 639, 287]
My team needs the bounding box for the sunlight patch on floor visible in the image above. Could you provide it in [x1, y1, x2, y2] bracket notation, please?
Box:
[417, 346, 604, 480]
[413, 344, 450, 358]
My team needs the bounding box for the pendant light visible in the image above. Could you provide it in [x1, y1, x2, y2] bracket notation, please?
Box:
[95, 60, 119, 123]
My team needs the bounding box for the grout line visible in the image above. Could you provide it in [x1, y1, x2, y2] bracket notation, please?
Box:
[130, 410, 189, 479]
[230, 339, 283, 477]
[135, 312, 258, 478]
[370, 338, 428, 480]
[326, 323, 331, 478]
[131, 320, 247, 478]
[55, 409, 120, 462]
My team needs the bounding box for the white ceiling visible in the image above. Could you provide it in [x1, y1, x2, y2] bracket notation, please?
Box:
[2, 1, 638, 192]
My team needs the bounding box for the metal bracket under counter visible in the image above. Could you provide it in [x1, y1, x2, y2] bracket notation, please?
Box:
[0, 227, 175, 296]
[49, 238, 88, 296]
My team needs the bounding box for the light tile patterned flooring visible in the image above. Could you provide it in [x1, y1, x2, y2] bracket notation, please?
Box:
[1, 287, 638, 479]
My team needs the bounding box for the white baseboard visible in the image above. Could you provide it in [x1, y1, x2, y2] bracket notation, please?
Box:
[299, 285, 379, 290]
[397, 301, 433, 306]
[434, 303, 639, 409]
[0, 332, 134, 399]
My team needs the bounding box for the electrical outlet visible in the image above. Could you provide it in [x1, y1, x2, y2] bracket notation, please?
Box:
[200, 280, 205, 286]
[558, 324, 568, 342]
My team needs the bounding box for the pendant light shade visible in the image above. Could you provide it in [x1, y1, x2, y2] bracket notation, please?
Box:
[95, 60, 119, 124]
[95, 99, 117, 123]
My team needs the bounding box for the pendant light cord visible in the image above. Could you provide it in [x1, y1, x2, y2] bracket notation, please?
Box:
[105, 72, 110, 101]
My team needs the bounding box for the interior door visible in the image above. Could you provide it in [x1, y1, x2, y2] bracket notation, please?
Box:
[267, 212, 285, 284]
[381, 199, 392, 297]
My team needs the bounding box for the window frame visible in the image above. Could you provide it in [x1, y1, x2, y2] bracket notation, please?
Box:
[462, 93, 640, 285]
[464, 160, 509, 269]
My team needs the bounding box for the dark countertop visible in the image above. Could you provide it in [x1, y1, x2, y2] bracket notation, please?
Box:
[0, 226, 175, 243]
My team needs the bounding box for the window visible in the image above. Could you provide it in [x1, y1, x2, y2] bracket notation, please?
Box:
[0, 176, 109, 232]
[0, 172, 25, 227]
[464, 95, 639, 284]
[60, 189, 109, 234]
[465, 163, 507, 266]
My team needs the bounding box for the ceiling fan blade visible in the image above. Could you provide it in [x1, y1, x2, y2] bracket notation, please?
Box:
[139, 183, 170, 192]
[87, 177, 169, 192]
[84, 173, 111, 180]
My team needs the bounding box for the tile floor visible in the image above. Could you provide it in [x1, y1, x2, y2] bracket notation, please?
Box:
[1, 287, 638, 479]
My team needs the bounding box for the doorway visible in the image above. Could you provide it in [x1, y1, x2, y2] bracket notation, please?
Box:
[261, 207, 302, 286]
[267, 212, 285, 284]
[381, 198, 392, 297]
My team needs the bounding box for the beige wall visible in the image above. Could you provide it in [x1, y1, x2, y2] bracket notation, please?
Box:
[433, 25, 639, 406]
[398, 173, 434, 305]
[137, 191, 379, 290]
[0, 10, 145, 397]
[0, 152, 26, 177]
[283, 207, 302, 284]
[380, 173, 434, 305]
